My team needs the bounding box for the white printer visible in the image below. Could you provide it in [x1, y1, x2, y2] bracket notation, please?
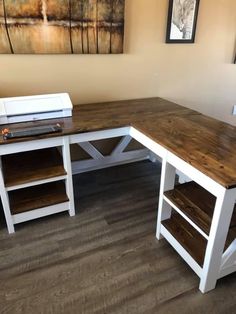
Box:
[0, 93, 73, 125]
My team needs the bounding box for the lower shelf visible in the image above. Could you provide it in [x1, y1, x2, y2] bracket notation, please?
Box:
[162, 212, 236, 268]
[9, 181, 69, 215]
[164, 181, 236, 235]
[162, 212, 207, 267]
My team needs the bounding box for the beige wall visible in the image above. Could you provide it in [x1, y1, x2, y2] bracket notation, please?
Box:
[0, 0, 236, 124]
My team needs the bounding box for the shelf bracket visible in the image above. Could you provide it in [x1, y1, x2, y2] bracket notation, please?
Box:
[77, 142, 104, 160]
[221, 239, 236, 270]
[111, 135, 132, 155]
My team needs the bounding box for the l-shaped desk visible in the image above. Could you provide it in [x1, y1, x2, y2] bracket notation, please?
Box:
[0, 97, 236, 294]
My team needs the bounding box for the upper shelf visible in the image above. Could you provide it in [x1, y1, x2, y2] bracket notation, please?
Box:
[2, 147, 66, 189]
[164, 181, 236, 236]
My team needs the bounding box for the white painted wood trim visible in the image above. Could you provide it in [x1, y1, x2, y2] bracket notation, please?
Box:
[221, 239, 236, 270]
[199, 188, 236, 293]
[12, 202, 69, 224]
[111, 135, 132, 155]
[218, 264, 236, 279]
[163, 195, 209, 240]
[176, 169, 192, 184]
[156, 157, 175, 240]
[72, 149, 149, 174]
[62, 136, 75, 217]
[78, 142, 104, 159]
[167, 152, 225, 197]
[161, 224, 203, 277]
[129, 127, 166, 159]
[70, 127, 130, 144]
[0, 164, 14, 233]
[148, 151, 162, 163]
[0, 136, 64, 155]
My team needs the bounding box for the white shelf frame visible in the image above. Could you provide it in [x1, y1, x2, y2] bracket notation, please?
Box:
[0, 136, 75, 233]
[12, 202, 70, 224]
[0, 127, 149, 233]
[156, 153, 236, 293]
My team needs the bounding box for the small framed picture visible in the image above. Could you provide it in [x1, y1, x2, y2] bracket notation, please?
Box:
[166, 0, 200, 43]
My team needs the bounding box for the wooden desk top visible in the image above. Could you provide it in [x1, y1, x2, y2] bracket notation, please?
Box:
[1, 97, 236, 189]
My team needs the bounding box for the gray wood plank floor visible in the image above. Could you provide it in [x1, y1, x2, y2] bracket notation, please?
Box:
[0, 161, 236, 314]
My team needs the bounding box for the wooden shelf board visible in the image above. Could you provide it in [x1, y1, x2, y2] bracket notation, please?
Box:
[162, 212, 236, 268]
[9, 181, 69, 215]
[164, 182, 236, 235]
[162, 212, 207, 267]
[2, 148, 66, 187]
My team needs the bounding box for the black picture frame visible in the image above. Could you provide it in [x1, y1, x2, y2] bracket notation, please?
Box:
[166, 0, 200, 44]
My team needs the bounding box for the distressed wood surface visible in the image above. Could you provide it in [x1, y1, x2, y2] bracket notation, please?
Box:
[1, 97, 236, 188]
[1, 161, 236, 313]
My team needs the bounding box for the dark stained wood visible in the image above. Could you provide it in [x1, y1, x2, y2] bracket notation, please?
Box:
[9, 181, 69, 215]
[0, 97, 236, 188]
[165, 182, 236, 235]
[133, 113, 236, 189]
[162, 212, 207, 267]
[1, 161, 236, 313]
[162, 210, 236, 268]
[2, 148, 66, 187]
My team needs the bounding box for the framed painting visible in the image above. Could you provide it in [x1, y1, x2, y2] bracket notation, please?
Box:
[0, 0, 125, 54]
[166, 0, 200, 43]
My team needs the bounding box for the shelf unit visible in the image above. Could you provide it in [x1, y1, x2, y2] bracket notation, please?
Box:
[0, 136, 75, 233]
[2, 147, 67, 190]
[157, 152, 236, 293]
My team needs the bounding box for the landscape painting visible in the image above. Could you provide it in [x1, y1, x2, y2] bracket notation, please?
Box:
[0, 0, 125, 54]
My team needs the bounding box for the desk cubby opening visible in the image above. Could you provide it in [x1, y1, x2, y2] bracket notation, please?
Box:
[162, 211, 236, 268]
[8, 181, 69, 215]
[164, 181, 236, 236]
[162, 211, 207, 267]
[1, 147, 66, 189]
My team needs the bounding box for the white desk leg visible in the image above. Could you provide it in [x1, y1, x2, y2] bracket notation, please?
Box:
[200, 187, 236, 293]
[156, 158, 176, 240]
[62, 137, 75, 217]
[0, 167, 14, 233]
